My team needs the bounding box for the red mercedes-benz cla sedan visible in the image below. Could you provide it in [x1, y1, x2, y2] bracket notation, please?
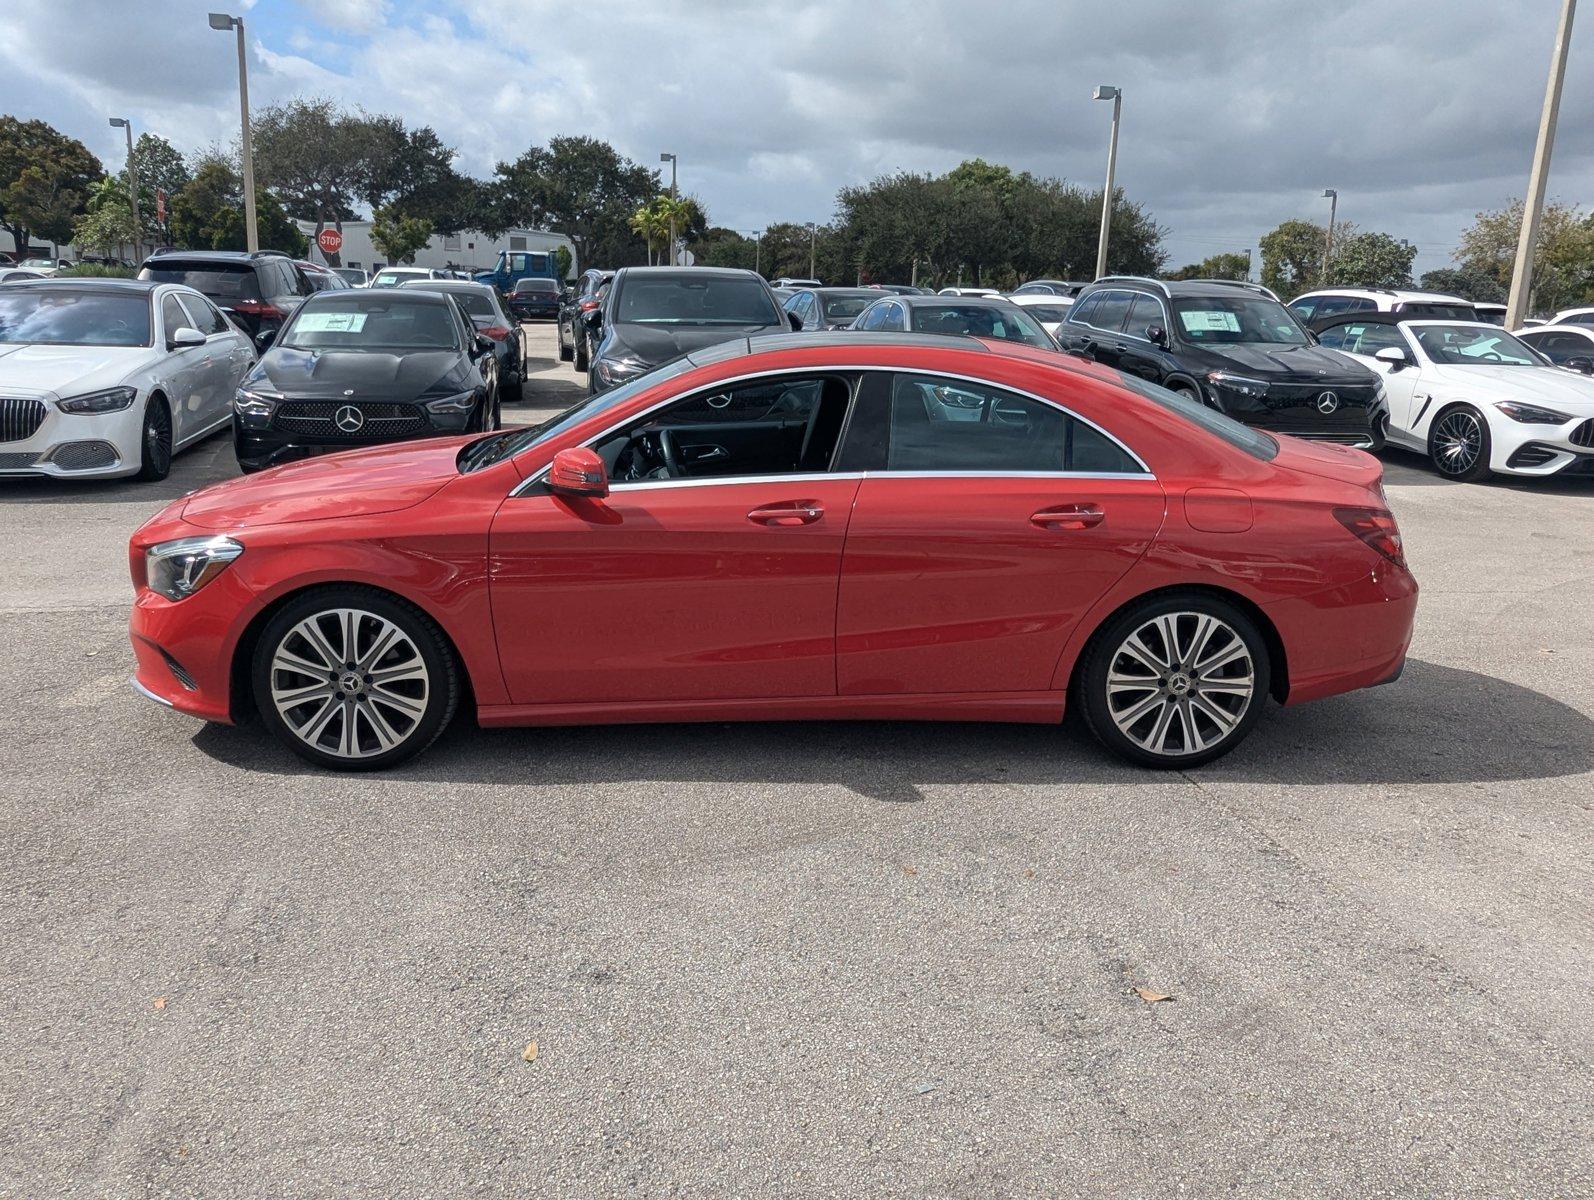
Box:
[128, 333, 1416, 771]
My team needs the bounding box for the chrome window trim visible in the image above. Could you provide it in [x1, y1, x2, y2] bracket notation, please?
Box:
[509, 363, 1153, 497]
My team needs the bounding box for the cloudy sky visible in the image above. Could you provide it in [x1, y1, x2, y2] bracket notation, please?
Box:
[2, 0, 1589, 275]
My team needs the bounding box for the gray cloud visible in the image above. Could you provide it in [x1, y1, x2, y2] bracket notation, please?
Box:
[2, 0, 1588, 276]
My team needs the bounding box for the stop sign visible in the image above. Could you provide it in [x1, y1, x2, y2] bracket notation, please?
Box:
[317, 227, 343, 256]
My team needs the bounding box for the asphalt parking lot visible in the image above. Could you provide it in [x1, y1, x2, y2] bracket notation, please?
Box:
[1, 322, 1591, 1198]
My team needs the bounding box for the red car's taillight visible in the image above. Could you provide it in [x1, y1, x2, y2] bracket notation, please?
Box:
[230, 299, 285, 320]
[480, 325, 511, 340]
[1334, 506, 1405, 567]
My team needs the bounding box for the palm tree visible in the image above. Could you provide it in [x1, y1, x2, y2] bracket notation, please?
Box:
[629, 203, 666, 264]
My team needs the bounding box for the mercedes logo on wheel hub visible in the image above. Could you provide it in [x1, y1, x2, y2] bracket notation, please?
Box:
[334, 405, 365, 433]
[1315, 390, 1340, 414]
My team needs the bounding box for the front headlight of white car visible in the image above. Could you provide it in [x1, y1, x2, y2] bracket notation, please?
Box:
[1495, 400, 1573, 425]
[145, 536, 243, 601]
[58, 385, 138, 414]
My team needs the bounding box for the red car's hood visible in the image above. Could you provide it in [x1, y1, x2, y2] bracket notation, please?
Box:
[182, 437, 469, 530]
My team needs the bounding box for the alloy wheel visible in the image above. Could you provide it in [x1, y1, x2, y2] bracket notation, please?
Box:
[136, 399, 172, 481]
[1431, 410, 1483, 475]
[1104, 611, 1255, 757]
[268, 608, 430, 761]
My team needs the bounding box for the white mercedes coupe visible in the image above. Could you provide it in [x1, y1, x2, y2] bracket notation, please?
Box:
[0, 278, 255, 481]
[1311, 315, 1594, 481]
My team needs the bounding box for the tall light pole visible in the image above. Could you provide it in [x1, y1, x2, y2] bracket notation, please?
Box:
[742, 229, 763, 276]
[1093, 85, 1121, 280]
[209, 12, 257, 252]
[1508, 0, 1578, 328]
[659, 152, 678, 265]
[1322, 188, 1338, 281]
[108, 117, 141, 260]
[808, 221, 817, 281]
[1243, 247, 1253, 281]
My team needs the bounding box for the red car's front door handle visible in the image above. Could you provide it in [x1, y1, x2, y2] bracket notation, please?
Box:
[1031, 503, 1105, 530]
[747, 502, 824, 527]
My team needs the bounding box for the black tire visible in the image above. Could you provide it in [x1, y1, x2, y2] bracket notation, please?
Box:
[1427, 404, 1492, 481]
[251, 586, 460, 771]
[1367, 410, 1389, 454]
[573, 330, 589, 373]
[134, 395, 173, 481]
[1076, 592, 1271, 769]
[558, 319, 574, 361]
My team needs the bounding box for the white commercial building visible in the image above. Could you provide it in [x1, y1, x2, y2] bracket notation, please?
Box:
[294, 221, 576, 277]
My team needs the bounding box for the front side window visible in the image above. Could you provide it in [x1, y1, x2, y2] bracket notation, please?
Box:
[0, 288, 152, 347]
[1412, 325, 1539, 366]
[596, 374, 854, 482]
[1123, 294, 1164, 339]
[161, 295, 191, 341]
[1067, 293, 1103, 327]
[179, 294, 229, 335]
[1086, 291, 1133, 333]
[1171, 296, 1309, 346]
[884, 374, 1140, 474]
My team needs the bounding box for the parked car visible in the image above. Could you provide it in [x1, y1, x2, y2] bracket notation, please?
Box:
[399, 278, 524, 399]
[557, 268, 613, 371]
[1058, 277, 1386, 447]
[850, 293, 1059, 350]
[369, 266, 452, 289]
[1472, 302, 1508, 326]
[0, 269, 46, 284]
[866, 283, 927, 295]
[1007, 293, 1075, 338]
[138, 249, 311, 345]
[506, 276, 561, 322]
[771, 276, 821, 288]
[1014, 279, 1090, 298]
[0, 278, 254, 481]
[937, 287, 1000, 298]
[586, 266, 795, 393]
[128, 331, 1417, 772]
[296, 261, 351, 291]
[1310, 312, 1594, 480]
[780, 287, 879, 331]
[231, 287, 500, 473]
[1549, 305, 1594, 328]
[1514, 324, 1594, 374]
[18, 257, 74, 276]
[332, 267, 370, 288]
[1287, 288, 1476, 323]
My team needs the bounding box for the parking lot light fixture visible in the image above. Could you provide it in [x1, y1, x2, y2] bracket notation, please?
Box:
[209, 12, 258, 252]
[1093, 86, 1122, 280]
[660, 152, 678, 266]
[109, 117, 141, 261]
[808, 222, 817, 281]
[1322, 188, 1338, 280]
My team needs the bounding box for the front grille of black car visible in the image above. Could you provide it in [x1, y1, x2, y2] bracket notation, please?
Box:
[1570, 418, 1594, 448]
[1262, 383, 1378, 411]
[273, 400, 428, 439]
[1281, 431, 1376, 447]
[0, 397, 46, 443]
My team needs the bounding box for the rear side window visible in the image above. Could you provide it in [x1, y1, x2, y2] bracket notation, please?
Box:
[139, 262, 262, 302]
[1087, 290, 1133, 332]
[883, 374, 1141, 474]
[1113, 371, 1279, 461]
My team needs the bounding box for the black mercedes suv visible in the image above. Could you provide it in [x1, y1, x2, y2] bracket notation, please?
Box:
[1055, 277, 1386, 446]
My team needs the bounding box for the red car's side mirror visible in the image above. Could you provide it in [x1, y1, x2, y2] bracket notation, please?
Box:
[548, 447, 609, 498]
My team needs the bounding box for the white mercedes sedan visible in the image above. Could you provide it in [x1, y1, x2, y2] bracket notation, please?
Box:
[1312, 314, 1594, 481]
[0, 278, 255, 481]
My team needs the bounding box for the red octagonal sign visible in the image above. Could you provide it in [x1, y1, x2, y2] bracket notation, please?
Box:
[317, 227, 343, 256]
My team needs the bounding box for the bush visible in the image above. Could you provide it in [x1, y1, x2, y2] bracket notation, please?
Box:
[60, 263, 136, 278]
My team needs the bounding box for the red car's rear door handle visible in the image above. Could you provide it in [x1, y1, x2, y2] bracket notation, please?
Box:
[747, 501, 824, 527]
[1031, 503, 1105, 530]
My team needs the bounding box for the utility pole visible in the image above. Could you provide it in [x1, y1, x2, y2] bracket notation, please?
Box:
[109, 117, 141, 260]
[1243, 247, 1253, 281]
[660, 153, 678, 265]
[808, 222, 817, 281]
[1508, 0, 1578, 328]
[1093, 85, 1121, 280]
[210, 13, 257, 251]
[1322, 188, 1338, 281]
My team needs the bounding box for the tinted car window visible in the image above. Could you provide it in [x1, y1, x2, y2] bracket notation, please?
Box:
[179, 293, 229, 335]
[138, 262, 262, 302]
[1330, 322, 1406, 355]
[161, 294, 191, 340]
[884, 374, 1140, 474]
[514, 279, 559, 294]
[1124, 294, 1163, 339]
[1395, 302, 1476, 320]
[616, 275, 780, 326]
[823, 294, 873, 320]
[1067, 294, 1103, 326]
[0, 288, 152, 346]
[909, 303, 1054, 348]
[1087, 291, 1132, 332]
[1024, 304, 1072, 323]
[280, 295, 461, 350]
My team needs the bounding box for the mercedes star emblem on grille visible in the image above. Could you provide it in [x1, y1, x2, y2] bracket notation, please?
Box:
[334, 405, 366, 433]
[1316, 391, 1340, 414]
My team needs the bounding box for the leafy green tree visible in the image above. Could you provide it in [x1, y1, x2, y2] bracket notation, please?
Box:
[72, 177, 140, 259]
[369, 204, 433, 264]
[553, 244, 572, 281]
[127, 132, 190, 246]
[1327, 231, 1416, 288]
[690, 227, 758, 272]
[0, 117, 101, 254]
[169, 161, 306, 255]
[1165, 252, 1251, 281]
[493, 136, 660, 267]
[252, 97, 380, 265]
[1455, 198, 1594, 315]
[1418, 266, 1504, 302]
[1259, 218, 1352, 298]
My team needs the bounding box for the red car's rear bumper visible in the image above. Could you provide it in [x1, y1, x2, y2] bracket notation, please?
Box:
[1264, 561, 1418, 706]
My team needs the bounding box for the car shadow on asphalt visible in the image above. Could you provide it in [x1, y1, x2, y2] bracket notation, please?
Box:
[190, 658, 1594, 802]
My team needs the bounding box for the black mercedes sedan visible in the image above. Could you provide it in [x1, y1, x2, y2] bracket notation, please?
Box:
[399, 278, 525, 400]
[232, 288, 500, 473]
[587, 266, 797, 393]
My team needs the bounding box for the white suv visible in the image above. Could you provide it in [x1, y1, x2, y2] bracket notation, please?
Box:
[1288, 288, 1477, 323]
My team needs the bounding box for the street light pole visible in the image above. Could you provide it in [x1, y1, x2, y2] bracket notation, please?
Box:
[210, 13, 257, 252]
[743, 229, 762, 276]
[1508, 0, 1578, 328]
[109, 117, 141, 261]
[659, 152, 678, 265]
[1322, 188, 1338, 281]
[808, 222, 817, 281]
[1093, 85, 1121, 280]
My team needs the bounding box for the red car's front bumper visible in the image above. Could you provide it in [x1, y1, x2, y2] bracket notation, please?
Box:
[129, 571, 258, 723]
